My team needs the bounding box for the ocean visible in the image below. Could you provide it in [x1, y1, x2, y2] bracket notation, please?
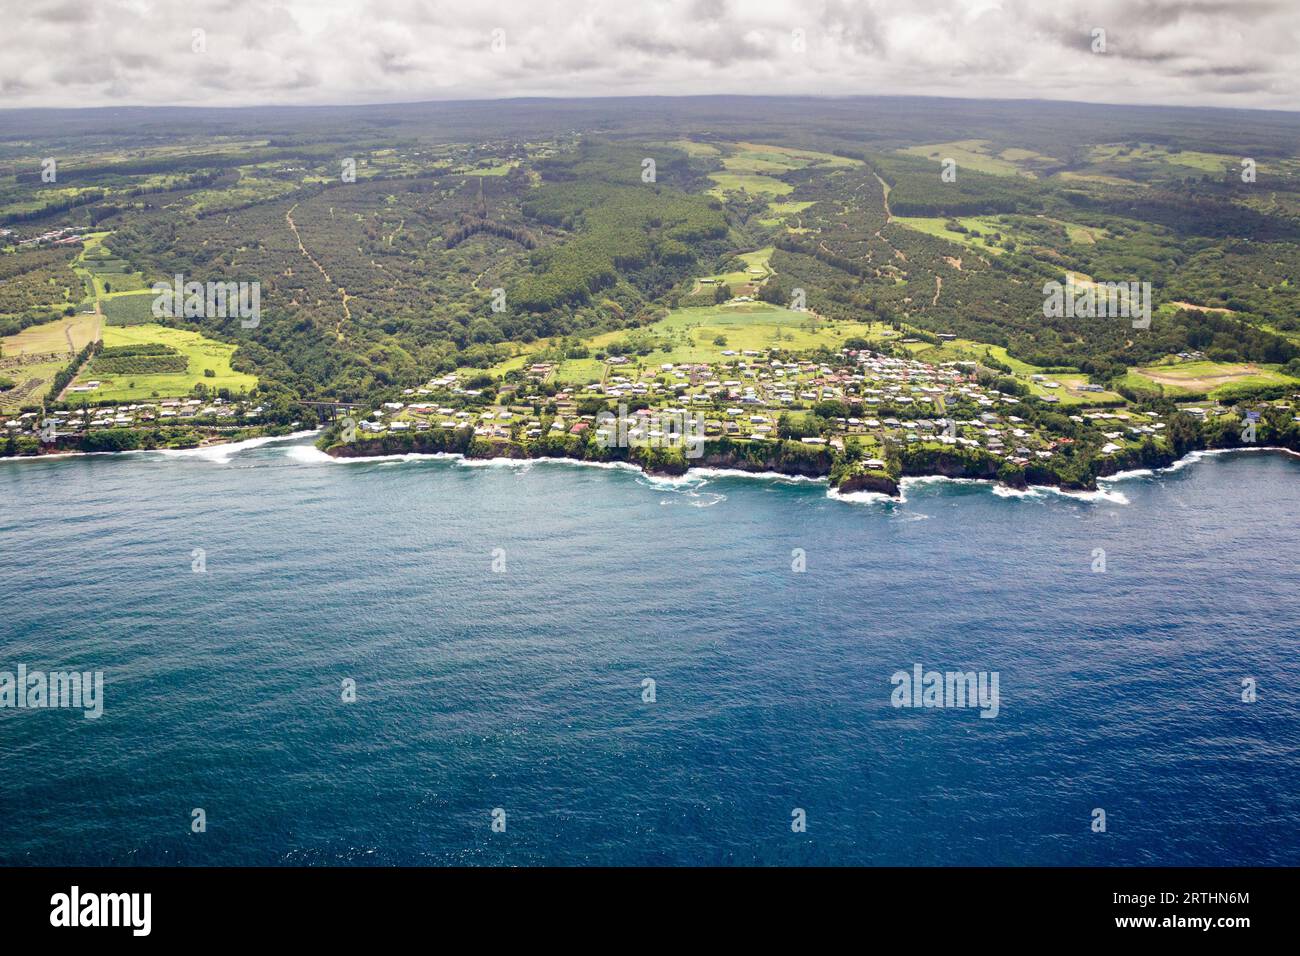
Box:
[1, 437, 1297, 865]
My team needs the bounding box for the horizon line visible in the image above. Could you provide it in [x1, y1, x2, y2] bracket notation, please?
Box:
[2, 91, 1299, 118]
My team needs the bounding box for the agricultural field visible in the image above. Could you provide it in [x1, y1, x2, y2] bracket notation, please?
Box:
[65, 323, 257, 403]
[101, 291, 158, 325]
[0, 313, 100, 410]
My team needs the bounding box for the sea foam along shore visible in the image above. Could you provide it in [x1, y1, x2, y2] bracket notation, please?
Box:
[310, 441, 1162, 506]
[9, 436, 1296, 511]
[0, 429, 322, 464]
[315, 441, 1300, 506]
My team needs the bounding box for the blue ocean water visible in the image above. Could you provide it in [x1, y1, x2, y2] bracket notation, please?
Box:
[1, 438, 1297, 866]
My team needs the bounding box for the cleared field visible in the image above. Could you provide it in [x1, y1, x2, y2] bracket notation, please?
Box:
[692, 246, 775, 293]
[0, 314, 101, 410]
[707, 172, 793, 198]
[484, 307, 896, 381]
[898, 140, 1032, 177]
[729, 142, 856, 169]
[1088, 143, 1236, 173]
[1056, 170, 1143, 187]
[66, 323, 257, 402]
[587, 304, 891, 367]
[895, 213, 1108, 255]
[659, 139, 721, 157]
[707, 141, 854, 200]
[1166, 300, 1235, 315]
[757, 199, 816, 228]
[1123, 361, 1299, 398]
[553, 358, 606, 385]
[0, 313, 100, 356]
[893, 216, 1007, 254]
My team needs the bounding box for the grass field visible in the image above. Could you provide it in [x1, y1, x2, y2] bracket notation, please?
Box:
[1, 313, 100, 356]
[659, 140, 721, 157]
[898, 140, 1034, 177]
[1088, 143, 1236, 174]
[707, 172, 793, 198]
[895, 213, 1111, 256]
[893, 216, 1008, 254]
[66, 323, 257, 402]
[584, 304, 891, 367]
[757, 200, 816, 228]
[1121, 360, 1300, 399]
[707, 141, 856, 200]
[482, 305, 897, 382]
[692, 246, 775, 293]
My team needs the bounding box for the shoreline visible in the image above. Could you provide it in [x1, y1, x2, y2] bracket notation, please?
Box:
[0, 428, 321, 463]
[318, 440, 1300, 504]
[4, 432, 1297, 507]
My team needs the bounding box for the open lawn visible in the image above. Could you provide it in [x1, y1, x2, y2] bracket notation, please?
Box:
[66, 323, 257, 402]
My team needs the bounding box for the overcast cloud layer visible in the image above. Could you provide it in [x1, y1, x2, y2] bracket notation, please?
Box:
[3, 0, 1297, 111]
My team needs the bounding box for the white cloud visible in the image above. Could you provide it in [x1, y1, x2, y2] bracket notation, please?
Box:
[2, 0, 1297, 109]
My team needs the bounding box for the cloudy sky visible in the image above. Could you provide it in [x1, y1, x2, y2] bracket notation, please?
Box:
[3, 0, 1297, 111]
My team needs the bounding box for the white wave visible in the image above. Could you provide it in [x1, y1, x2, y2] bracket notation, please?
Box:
[991, 484, 1044, 498]
[685, 466, 826, 484]
[826, 487, 897, 506]
[283, 444, 334, 464]
[1034, 485, 1130, 505]
[155, 429, 321, 463]
[527, 456, 643, 475]
[326, 451, 463, 465]
[1099, 467, 1155, 483]
[899, 475, 986, 492]
[2, 430, 321, 464]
